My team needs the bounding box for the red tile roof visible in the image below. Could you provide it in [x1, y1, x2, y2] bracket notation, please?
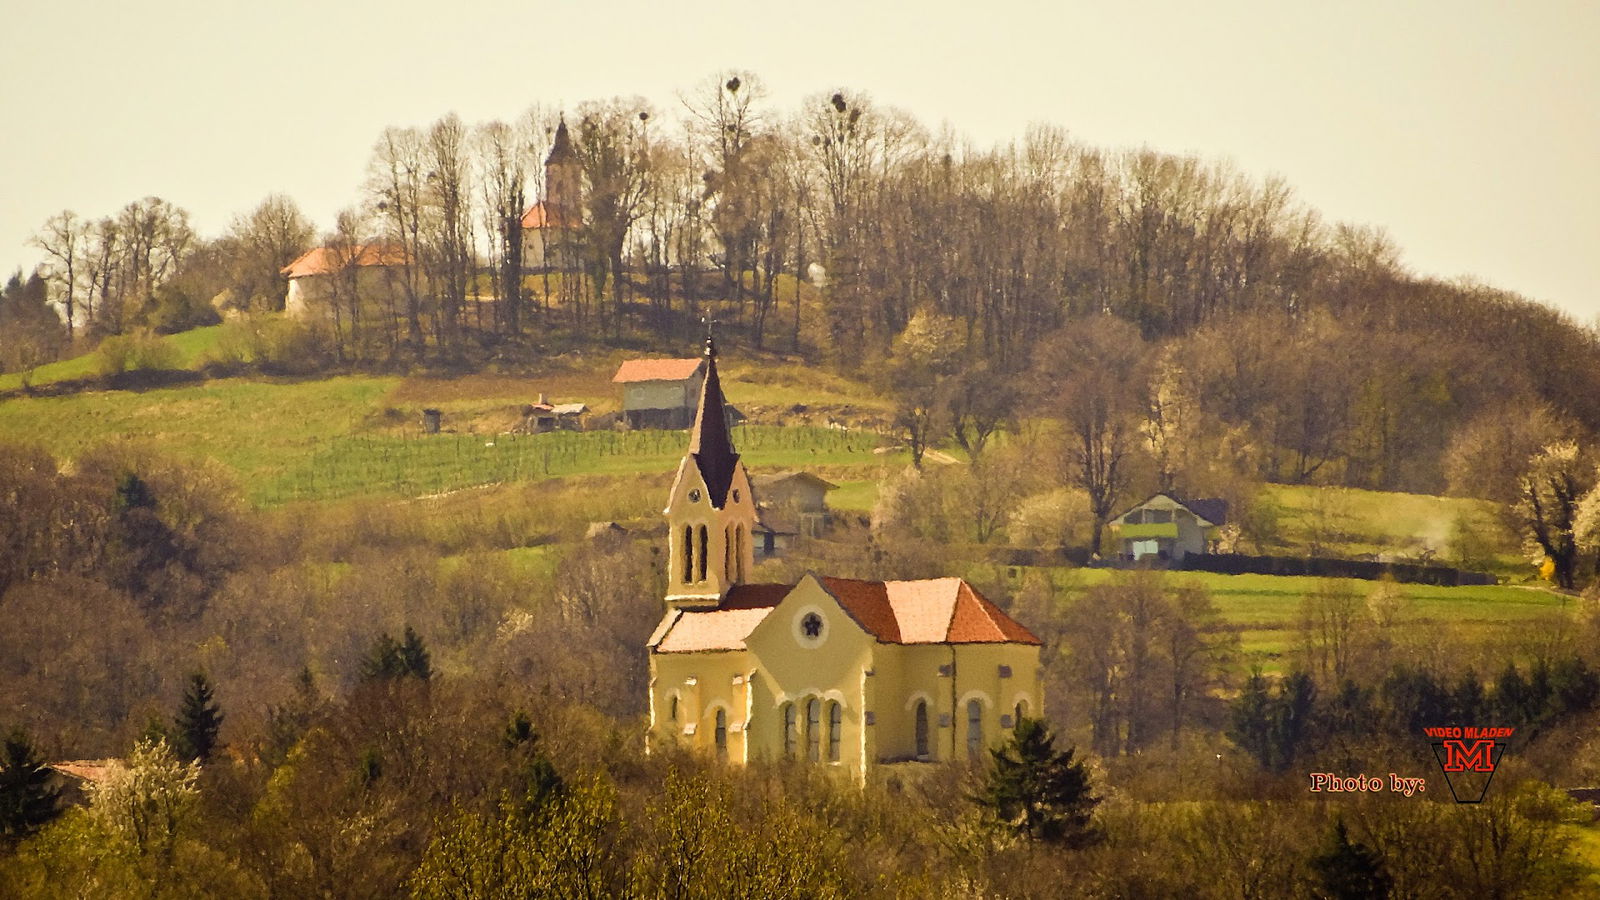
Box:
[649, 577, 1040, 653]
[521, 201, 580, 230]
[281, 244, 408, 278]
[612, 358, 704, 384]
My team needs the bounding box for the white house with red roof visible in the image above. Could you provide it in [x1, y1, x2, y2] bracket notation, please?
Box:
[646, 338, 1042, 776]
[280, 244, 411, 319]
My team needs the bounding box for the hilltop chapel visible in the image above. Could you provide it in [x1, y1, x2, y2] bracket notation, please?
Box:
[646, 338, 1043, 777]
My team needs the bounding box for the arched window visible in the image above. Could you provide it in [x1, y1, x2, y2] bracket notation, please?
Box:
[668, 695, 679, 724]
[682, 525, 693, 583]
[967, 699, 984, 760]
[725, 524, 734, 582]
[827, 701, 842, 762]
[806, 698, 821, 762]
[782, 702, 797, 758]
[715, 708, 727, 758]
[914, 701, 930, 759]
[697, 524, 709, 582]
[736, 525, 746, 581]
[1014, 699, 1028, 729]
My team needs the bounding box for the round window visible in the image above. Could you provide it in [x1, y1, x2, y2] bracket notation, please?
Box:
[688, 488, 701, 503]
[732, 488, 741, 503]
[801, 612, 823, 639]
[791, 605, 830, 647]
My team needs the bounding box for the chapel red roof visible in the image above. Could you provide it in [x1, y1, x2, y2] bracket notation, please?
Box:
[612, 357, 704, 384]
[520, 200, 580, 230]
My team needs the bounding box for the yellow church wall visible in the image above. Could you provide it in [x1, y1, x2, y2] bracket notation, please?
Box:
[649, 649, 759, 762]
[744, 576, 877, 774]
[868, 642, 1042, 763]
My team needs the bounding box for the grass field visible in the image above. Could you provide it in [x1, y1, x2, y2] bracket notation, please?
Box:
[1263, 483, 1524, 575]
[1025, 567, 1569, 673]
[0, 324, 228, 392]
[0, 373, 898, 505]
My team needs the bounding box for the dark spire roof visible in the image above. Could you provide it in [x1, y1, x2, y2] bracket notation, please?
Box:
[546, 117, 576, 166]
[688, 333, 740, 508]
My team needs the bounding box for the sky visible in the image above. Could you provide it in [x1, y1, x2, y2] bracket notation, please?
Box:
[3, 0, 1596, 323]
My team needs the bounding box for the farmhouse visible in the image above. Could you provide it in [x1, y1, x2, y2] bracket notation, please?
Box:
[1110, 493, 1227, 563]
[280, 244, 410, 319]
[612, 357, 706, 430]
[646, 338, 1042, 778]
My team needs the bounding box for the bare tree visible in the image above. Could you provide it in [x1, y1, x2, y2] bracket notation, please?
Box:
[31, 210, 87, 335]
[227, 194, 314, 311]
[368, 127, 429, 348]
[474, 116, 536, 336]
[575, 100, 653, 333]
[1035, 315, 1149, 557]
[423, 114, 474, 351]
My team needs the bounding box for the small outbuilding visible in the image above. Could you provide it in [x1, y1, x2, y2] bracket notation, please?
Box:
[522, 394, 587, 432]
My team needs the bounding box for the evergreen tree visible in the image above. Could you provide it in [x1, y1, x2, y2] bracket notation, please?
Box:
[399, 626, 433, 681]
[108, 471, 182, 609]
[1311, 819, 1392, 899]
[361, 627, 433, 683]
[978, 716, 1099, 846]
[173, 672, 223, 762]
[1230, 668, 1317, 771]
[0, 729, 62, 842]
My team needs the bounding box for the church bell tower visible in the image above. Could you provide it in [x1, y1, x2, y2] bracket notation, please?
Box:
[663, 334, 756, 608]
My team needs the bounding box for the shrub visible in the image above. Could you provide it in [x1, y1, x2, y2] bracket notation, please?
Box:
[95, 331, 181, 377]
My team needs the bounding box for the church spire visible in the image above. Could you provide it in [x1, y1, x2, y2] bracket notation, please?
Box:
[688, 329, 739, 509]
[546, 116, 576, 165]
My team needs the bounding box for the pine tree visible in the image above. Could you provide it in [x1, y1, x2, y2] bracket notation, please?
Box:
[399, 626, 433, 681]
[978, 716, 1099, 846]
[1311, 819, 1392, 899]
[0, 729, 62, 842]
[174, 672, 223, 762]
[361, 627, 433, 683]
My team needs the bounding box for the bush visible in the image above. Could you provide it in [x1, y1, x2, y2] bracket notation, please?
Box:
[95, 331, 182, 377]
[196, 316, 334, 376]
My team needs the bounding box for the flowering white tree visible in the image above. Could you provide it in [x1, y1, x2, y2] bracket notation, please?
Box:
[89, 738, 200, 861]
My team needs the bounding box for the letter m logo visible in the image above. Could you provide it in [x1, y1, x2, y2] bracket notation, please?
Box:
[1430, 736, 1509, 803]
[1440, 739, 1497, 773]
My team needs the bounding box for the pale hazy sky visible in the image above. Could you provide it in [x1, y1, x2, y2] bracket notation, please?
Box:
[4, 0, 1596, 322]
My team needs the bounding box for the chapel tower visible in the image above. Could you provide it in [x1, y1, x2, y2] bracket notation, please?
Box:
[544, 118, 582, 226]
[663, 334, 756, 608]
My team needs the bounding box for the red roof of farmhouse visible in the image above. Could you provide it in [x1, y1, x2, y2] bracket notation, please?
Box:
[612, 358, 704, 384]
[649, 576, 1041, 653]
[281, 244, 409, 278]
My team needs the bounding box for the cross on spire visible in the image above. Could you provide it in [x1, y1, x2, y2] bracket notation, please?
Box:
[701, 315, 718, 359]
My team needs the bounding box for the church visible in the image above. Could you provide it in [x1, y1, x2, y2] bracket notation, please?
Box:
[646, 338, 1043, 777]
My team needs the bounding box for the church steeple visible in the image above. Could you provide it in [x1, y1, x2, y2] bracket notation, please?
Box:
[664, 332, 756, 608]
[688, 332, 739, 509]
[544, 117, 581, 228]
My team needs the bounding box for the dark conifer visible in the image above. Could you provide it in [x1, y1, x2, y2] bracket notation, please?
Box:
[174, 672, 223, 762]
[1311, 819, 1392, 900]
[0, 730, 62, 842]
[978, 716, 1099, 846]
